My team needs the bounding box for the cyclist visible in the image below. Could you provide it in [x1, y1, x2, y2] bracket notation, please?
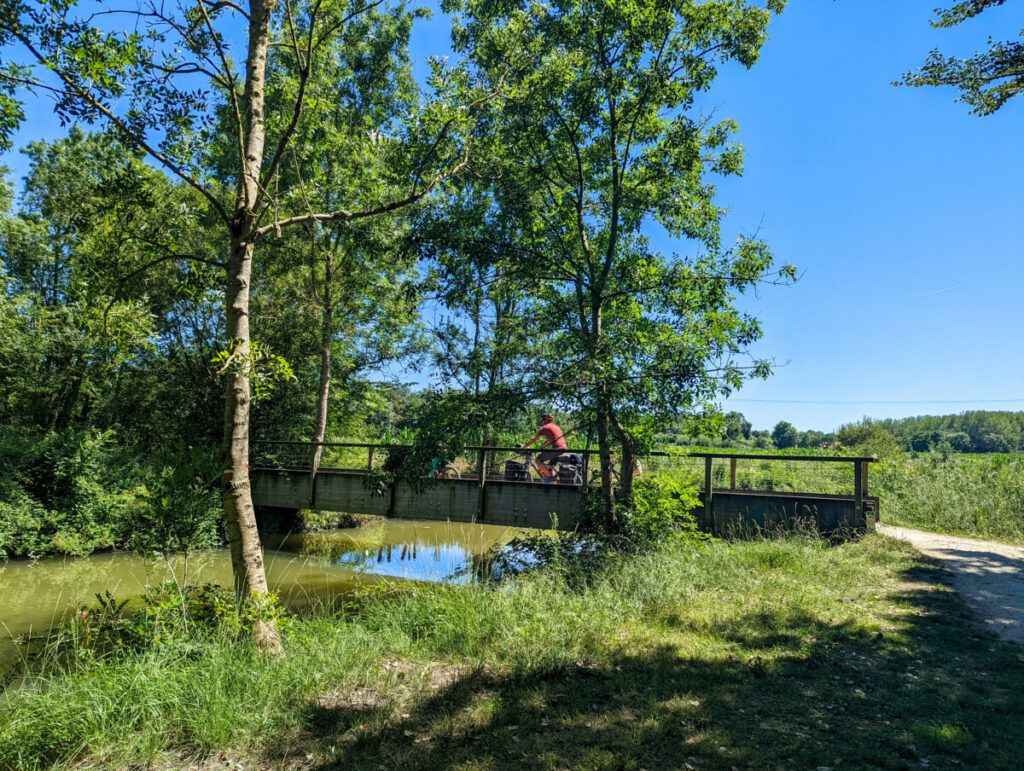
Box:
[520, 413, 568, 480]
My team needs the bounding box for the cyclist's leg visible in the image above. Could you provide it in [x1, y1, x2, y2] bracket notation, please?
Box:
[536, 451, 559, 479]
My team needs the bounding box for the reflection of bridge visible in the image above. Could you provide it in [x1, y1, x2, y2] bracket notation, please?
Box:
[250, 442, 879, 535]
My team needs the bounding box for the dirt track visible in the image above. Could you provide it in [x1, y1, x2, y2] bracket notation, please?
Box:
[879, 524, 1024, 644]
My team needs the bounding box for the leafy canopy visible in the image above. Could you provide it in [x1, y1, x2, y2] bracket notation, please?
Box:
[898, 0, 1024, 115]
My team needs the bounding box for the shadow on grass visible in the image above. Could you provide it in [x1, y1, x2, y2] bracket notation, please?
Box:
[269, 553, 1024, 770]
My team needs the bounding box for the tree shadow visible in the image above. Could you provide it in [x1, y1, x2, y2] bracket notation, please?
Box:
[263, 552, 1024, 769]
[907, 545, 1023, 642]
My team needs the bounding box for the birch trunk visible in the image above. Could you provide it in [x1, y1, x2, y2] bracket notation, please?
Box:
[310, 251, 334, 473]
[219, 0, 283, 656]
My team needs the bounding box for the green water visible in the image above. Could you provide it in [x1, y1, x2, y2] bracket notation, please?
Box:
[0, 519, 530, 678]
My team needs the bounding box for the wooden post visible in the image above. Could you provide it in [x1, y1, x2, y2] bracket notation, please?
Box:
[582, 452, 590, 486]
[729, 457, 737, 490]
[854, 460, 864, 527]
[861, 460, 871, 525]
[704, 456, 714, 531]
[476, 447, 487, 521]
[367, 446, 375, 470]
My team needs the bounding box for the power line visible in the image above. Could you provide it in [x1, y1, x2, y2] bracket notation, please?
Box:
[727, 398, 1024, 405]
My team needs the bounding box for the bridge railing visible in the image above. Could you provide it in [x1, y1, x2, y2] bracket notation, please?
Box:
[250, 441, 874, 496]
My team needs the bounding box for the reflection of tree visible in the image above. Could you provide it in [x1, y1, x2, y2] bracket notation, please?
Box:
[280, 525, 512, 584]
[288, 526, 388, 563]
[0, 521, 530, 656]
[0, 552, 232, 640]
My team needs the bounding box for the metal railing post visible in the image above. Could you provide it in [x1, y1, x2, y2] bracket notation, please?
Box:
[704, 456, 714, 530]
[476, 447, 487, 521]
[854, 460, 865, 526]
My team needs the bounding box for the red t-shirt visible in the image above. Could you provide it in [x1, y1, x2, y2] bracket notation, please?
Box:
[537, 423, 568, 450]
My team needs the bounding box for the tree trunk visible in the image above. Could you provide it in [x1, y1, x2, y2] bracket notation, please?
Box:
[310, 250, 334, 473]
[222, 229, 282, 656]
[216, 0, 283, 656]
[611, 413, 635, 508]
[596, 404, 614, 508]
[310, 336, 331, 471]
[590, 298, 614, 511]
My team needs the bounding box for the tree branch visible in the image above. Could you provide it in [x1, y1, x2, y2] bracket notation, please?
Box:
[11, 34, 231, 224]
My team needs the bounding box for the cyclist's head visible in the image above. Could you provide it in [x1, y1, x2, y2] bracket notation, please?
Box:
[541, 413, 554, 424]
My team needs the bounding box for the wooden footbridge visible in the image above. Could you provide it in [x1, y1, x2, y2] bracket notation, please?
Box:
[250, 441, 879, 536]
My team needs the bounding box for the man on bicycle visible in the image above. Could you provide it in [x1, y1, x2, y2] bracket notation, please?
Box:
[520, 414, 568, 479]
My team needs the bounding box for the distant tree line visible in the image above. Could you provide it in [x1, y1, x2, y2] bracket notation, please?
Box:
[662, 410, 1024, 454]
[874, 411, 1024, 454]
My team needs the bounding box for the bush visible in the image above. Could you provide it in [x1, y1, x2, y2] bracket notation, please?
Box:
[0, 428, 140, 557]
[621, 473, 702, 545]
[0, 430, 222, 558]
[481, 471, 706, 583]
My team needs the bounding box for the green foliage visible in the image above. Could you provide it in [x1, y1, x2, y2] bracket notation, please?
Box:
[836, 420, 903, 459]
[0, 429, 223, 559]
[623, 473, 703, 546]
[771, 420, 798, 449]
[128, 447, 223, 557]
[0, 428, 141, 557]
[878, 410, 1024, 453]
[444, 0, 793, 502]
[374, 388, 528, 491]
[898, 0, 1023, 115]
[483, 471, 705, 582]
[211, 340, 295, 404]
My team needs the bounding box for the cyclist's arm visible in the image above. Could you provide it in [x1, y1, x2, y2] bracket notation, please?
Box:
[521, 432, 544, 448]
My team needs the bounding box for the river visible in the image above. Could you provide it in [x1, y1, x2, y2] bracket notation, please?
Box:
[0, 519, 531, 680]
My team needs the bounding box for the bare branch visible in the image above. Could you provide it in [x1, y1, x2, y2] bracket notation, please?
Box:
[257, 145, 471, 237]
[256, 0, 321, 212]
[196, 0, 246, 171]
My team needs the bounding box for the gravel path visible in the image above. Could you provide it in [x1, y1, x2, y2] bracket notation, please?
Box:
[879, 525, 1024, 644]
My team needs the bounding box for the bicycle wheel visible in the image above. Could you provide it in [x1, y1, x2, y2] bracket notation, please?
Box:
[440, 466, 461, 480]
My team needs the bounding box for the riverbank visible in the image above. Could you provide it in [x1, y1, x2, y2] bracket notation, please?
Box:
[0, 519, 531, 686]
[2, 532, 1022, 769]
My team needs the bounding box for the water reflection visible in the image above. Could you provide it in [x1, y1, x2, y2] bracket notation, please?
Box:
[0, 519, 529, 677]
[266, 520, 528, 584]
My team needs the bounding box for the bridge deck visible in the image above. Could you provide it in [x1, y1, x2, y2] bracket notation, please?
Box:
[250, 460, 879, 536]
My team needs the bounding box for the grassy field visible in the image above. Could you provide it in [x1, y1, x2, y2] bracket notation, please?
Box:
[2, 532, 1022, 769]
[874, 453, 1024, 544]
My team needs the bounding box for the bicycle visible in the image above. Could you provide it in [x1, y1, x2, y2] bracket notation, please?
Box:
[506, 451, 583, 485]
[429, 459, 461, 480]
[607, 456, 643, 483]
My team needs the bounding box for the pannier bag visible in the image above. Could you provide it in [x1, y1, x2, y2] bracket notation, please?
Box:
[556, 454, 583, 484]
[557, 464, 581, 484]
[504, 460, 530, 481]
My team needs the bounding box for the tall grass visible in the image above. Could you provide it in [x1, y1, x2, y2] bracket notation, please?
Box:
[874, 452, 1024, 542]
[0, 533, 904, 768]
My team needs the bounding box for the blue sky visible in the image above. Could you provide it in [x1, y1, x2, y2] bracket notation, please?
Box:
[690, 1, 1024, 432]
[5, 0, 1022, 433]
